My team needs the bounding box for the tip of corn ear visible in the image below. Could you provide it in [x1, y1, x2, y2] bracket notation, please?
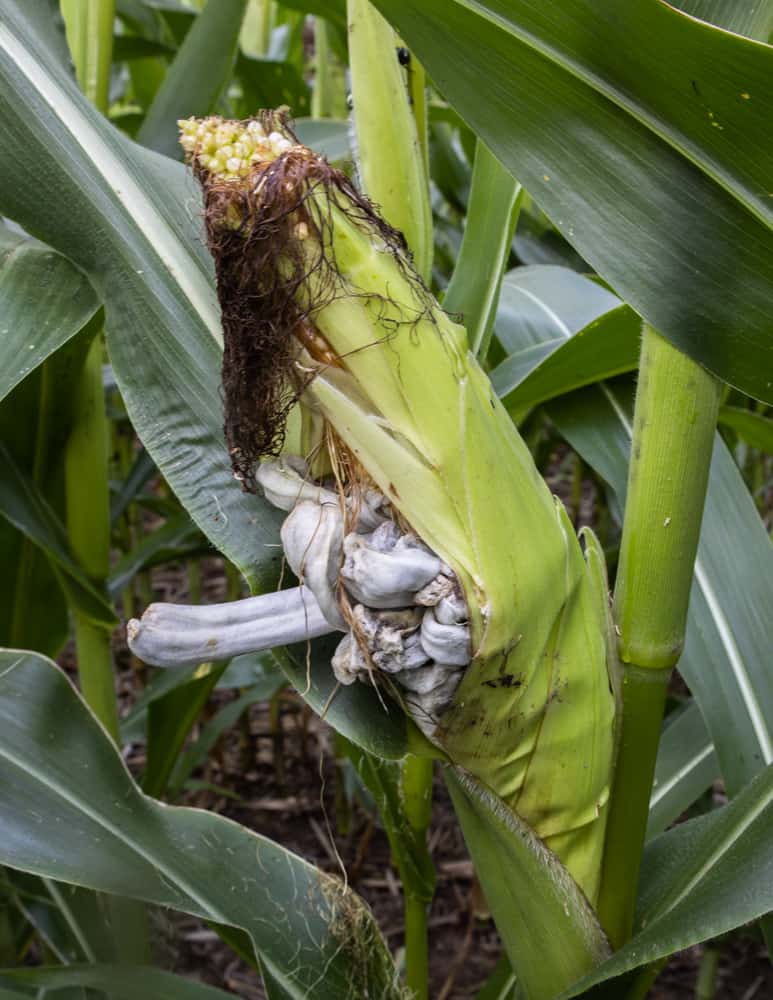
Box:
[178, 114, 302, 182]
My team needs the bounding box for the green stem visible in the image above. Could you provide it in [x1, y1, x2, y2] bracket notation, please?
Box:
[64, 335, 119, 741]
[597, 666, 670, 947]
[401, 755, 433, 1000]
[598, 326, 721, 947]
[695, 944, 720, 1000]
[404, 891, 429, 1000]
[614, 326, 721, 669]
[61, 0, 119, 740]
[311, 18, 331, 118]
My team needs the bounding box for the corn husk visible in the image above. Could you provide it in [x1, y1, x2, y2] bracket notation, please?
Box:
[179, 113, 616, 903]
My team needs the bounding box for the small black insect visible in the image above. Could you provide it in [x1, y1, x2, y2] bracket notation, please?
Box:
[397, 46, 411, 67]
[346, 92, 354, 110]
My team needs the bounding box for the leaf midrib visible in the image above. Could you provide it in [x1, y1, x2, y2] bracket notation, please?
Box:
[649, 741, 714, 809]
[0, 19, 222, 345]
[651, 769, 773, 919]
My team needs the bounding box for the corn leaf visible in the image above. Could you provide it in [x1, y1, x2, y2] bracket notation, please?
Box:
[294, 118, 349, 161]
[443, 142, 521, 358]
[280, 0, 346, 34]
[561, 763, 773, 996]
[3, 871, 118, 965]
[280, 637, 424, 760]
[109, 448, 157, 526]
[0, 0, 283, 590]
[647, 702, 719, 840]
[0, 227, 100, 404]
[144, 661, 229, 799]
[446, 769, 611, 1000]
[235, 53, 310, 119]
[0, 966, 234, 999]
[0, 443, 116, 628]
[107, 513, 201, 598]
[0, 315, 98, 656]
[672, 0, 773, 39]
[718, 406, 773, 454]
[4, 872, 88, 965]
[550, 388, 773, 798]
[373, 0, 773, 403]
[490, 267, 641, 410]
[474, 956, 517, 1000]
[348, 0, 432, 279]
[494, 266, 773, 800]
[138, 0, 248, 158]
[345, 745, 436, 904]
[0, 649, 402, 999]
[119, 652, 283, 744]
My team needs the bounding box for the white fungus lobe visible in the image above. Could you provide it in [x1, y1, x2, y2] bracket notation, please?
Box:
[280, 500, 346, 630]
[258, 456, 472, 735]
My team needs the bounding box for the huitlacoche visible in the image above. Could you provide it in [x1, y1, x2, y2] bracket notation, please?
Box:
[257, 457, 472, 736]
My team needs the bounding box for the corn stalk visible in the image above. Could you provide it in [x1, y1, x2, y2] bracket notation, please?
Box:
[59, 0, 119, 740]
[598, 325, 721, 947]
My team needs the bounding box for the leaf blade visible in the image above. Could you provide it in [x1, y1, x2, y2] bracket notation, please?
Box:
[372, 0, 773, 401]
[0, 0, 282, 588]
[0, 442, 116, 627]
[647, 702, 719, 839]
[0, 965, 235, 999]
[492, 267, 773, 800]
[0, 228, 100, 403]
[446, 768, 611, 1000]
[138, 0, 249, 158]
[0, 648, 402, 999]
[562, 764, 773, 995]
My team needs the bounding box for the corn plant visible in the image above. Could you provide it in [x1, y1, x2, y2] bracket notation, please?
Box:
[0, 1, 772, 999]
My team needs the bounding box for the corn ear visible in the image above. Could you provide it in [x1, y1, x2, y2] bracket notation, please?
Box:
[179, 113, 616, 903]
